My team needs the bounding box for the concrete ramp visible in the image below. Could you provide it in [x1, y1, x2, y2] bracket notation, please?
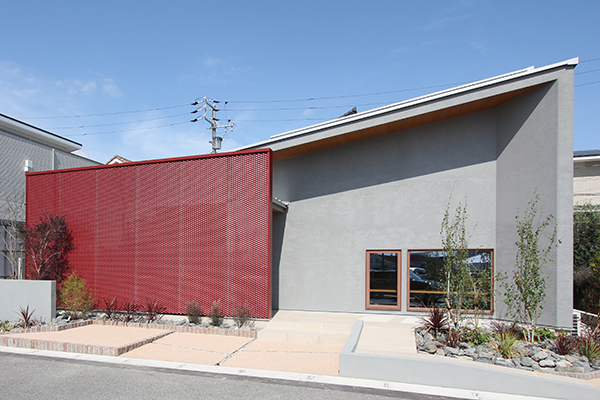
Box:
[340, 320, 600, 400]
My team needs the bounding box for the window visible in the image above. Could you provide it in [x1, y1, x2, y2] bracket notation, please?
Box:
[408, 250, 493, 311]
[366, 251, 401, 310]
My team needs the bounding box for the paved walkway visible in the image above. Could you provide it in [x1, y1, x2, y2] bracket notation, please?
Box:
[2, 310, 600, 399]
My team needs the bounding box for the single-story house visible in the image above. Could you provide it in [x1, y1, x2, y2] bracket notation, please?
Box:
[25, 58, 576, 328]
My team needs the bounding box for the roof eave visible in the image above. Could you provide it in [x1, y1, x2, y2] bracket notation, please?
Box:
[234, 58, 578, 156]
[0, 113, 82, 152]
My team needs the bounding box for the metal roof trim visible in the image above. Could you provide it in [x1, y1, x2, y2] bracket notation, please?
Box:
[0, 113, 82, 152]
[235, 58, 578, 152]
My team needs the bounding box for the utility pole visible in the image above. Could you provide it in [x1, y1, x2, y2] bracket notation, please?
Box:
[191, 97, 235, 153]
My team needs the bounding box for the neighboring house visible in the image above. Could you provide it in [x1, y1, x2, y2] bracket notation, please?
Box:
[106, 155, 132, 165]
[0, 113, 100, 278]
[25, 58, 576, 329]
[574, 150, 600, 205]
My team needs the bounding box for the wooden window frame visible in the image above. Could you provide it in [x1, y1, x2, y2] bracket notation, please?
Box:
[366, 250, 402, 310]
[407, 249, 494, 313]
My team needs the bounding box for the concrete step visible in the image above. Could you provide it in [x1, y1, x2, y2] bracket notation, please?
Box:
[258, 310, 361, 344]
[258, 328, 350, 344]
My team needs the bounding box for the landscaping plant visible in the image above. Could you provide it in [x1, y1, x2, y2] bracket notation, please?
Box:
[462, 328, 491, 346]
[552, 331, 579, 355]
[120, 299, 139, 322]
[186, 300, 202, 324]
[494, 331, 520, 359]
[16, 306, 37, 328]
[418, 304, 449, 336]
[209, 300, 224, 327]
[440, 197, 473, 327]
[102, 296, 119, 320]
[496, 192, 558, 342]
[534, 327, 557, 341]
[19, 212, 74, 284]
[142, 299, 166, 323]
[0, 320, 13, 332]
[59, 272, 95, 319]
[578, 337, 600, 362]
[0, 192, 25, 279]
[233, 301, 253, 329]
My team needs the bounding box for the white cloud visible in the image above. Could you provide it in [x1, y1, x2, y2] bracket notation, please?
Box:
[56, 79, 98, 96]
[204, 56, 222, 68]
[421, 14, 470, 32]
[102, 78, 122, 97]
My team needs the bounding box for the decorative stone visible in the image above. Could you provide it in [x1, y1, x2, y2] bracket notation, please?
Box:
[495, 358, 515, 368]
[520, 357, 535, 367]
[458, 342, 472, 349]
[539, 359, 556, 368]
[531, 350, 549, 361]
[444, 346, 459, 356]
[435, 348, 445, 356]
[555, 359, 572, 369]
[424, 344, 438, 353]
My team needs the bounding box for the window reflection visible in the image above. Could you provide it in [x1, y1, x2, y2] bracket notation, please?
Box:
[368, 252, 398, 307]
[408, 250, 492, 311]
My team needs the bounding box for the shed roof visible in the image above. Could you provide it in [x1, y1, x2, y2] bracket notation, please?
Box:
[238, 58, 578, 161]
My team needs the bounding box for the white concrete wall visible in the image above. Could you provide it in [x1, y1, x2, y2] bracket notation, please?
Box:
[0, 280, 56, 322]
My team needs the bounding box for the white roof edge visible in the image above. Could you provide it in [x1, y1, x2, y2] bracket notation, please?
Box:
[574, 155, 600, 163]
[234, 58, 578, 152]
[0, 113, 81, 152]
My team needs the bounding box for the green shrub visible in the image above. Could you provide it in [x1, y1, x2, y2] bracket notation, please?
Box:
[186, 300, 202, 324]
[59, 273, 94, 319]
[495, 331, 520, 359]
[462, 328, 491, 346]
[0, 320, 13, 332]
[535, 327, 557, 341]
[579, 338, 600, 362]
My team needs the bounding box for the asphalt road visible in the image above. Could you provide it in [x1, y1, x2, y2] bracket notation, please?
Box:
[0, 353, 461, 400]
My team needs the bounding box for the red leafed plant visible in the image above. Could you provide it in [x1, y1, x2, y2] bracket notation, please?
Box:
[19, 211, 74, 284]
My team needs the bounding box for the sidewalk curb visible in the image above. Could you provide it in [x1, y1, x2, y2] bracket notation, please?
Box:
[0, 345, 550, 400]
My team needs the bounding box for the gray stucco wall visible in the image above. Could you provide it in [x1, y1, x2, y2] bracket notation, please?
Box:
[272, 69, 573, 328]
[272, 109, 498, 313]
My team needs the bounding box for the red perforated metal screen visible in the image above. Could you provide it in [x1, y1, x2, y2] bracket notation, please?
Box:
[26, 150, 272, 318]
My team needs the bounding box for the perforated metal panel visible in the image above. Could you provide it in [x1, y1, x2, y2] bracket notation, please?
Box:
[26, 150, 272, 318]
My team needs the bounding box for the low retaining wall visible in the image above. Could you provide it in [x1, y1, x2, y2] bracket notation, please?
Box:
[339, 320, 600, 400]
[0, 280, 55, 322]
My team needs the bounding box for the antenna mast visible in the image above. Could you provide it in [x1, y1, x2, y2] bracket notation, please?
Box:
[191, 97, 235, 153]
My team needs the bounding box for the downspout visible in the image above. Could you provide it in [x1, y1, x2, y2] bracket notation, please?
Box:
[52, 148, 55, 170]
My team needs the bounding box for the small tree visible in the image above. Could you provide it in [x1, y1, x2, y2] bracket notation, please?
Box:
[441, 197, 473, 327]
[497, 193, 558, 342]
[0, 192, 25, 279]
[19, 212, 74, 284]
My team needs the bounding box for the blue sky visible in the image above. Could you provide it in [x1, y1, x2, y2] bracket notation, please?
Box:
[1, 1, 598, 163]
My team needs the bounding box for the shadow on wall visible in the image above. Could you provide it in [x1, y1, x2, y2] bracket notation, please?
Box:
[272, 84, 550, 202]
[271, 210, 287, 311]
